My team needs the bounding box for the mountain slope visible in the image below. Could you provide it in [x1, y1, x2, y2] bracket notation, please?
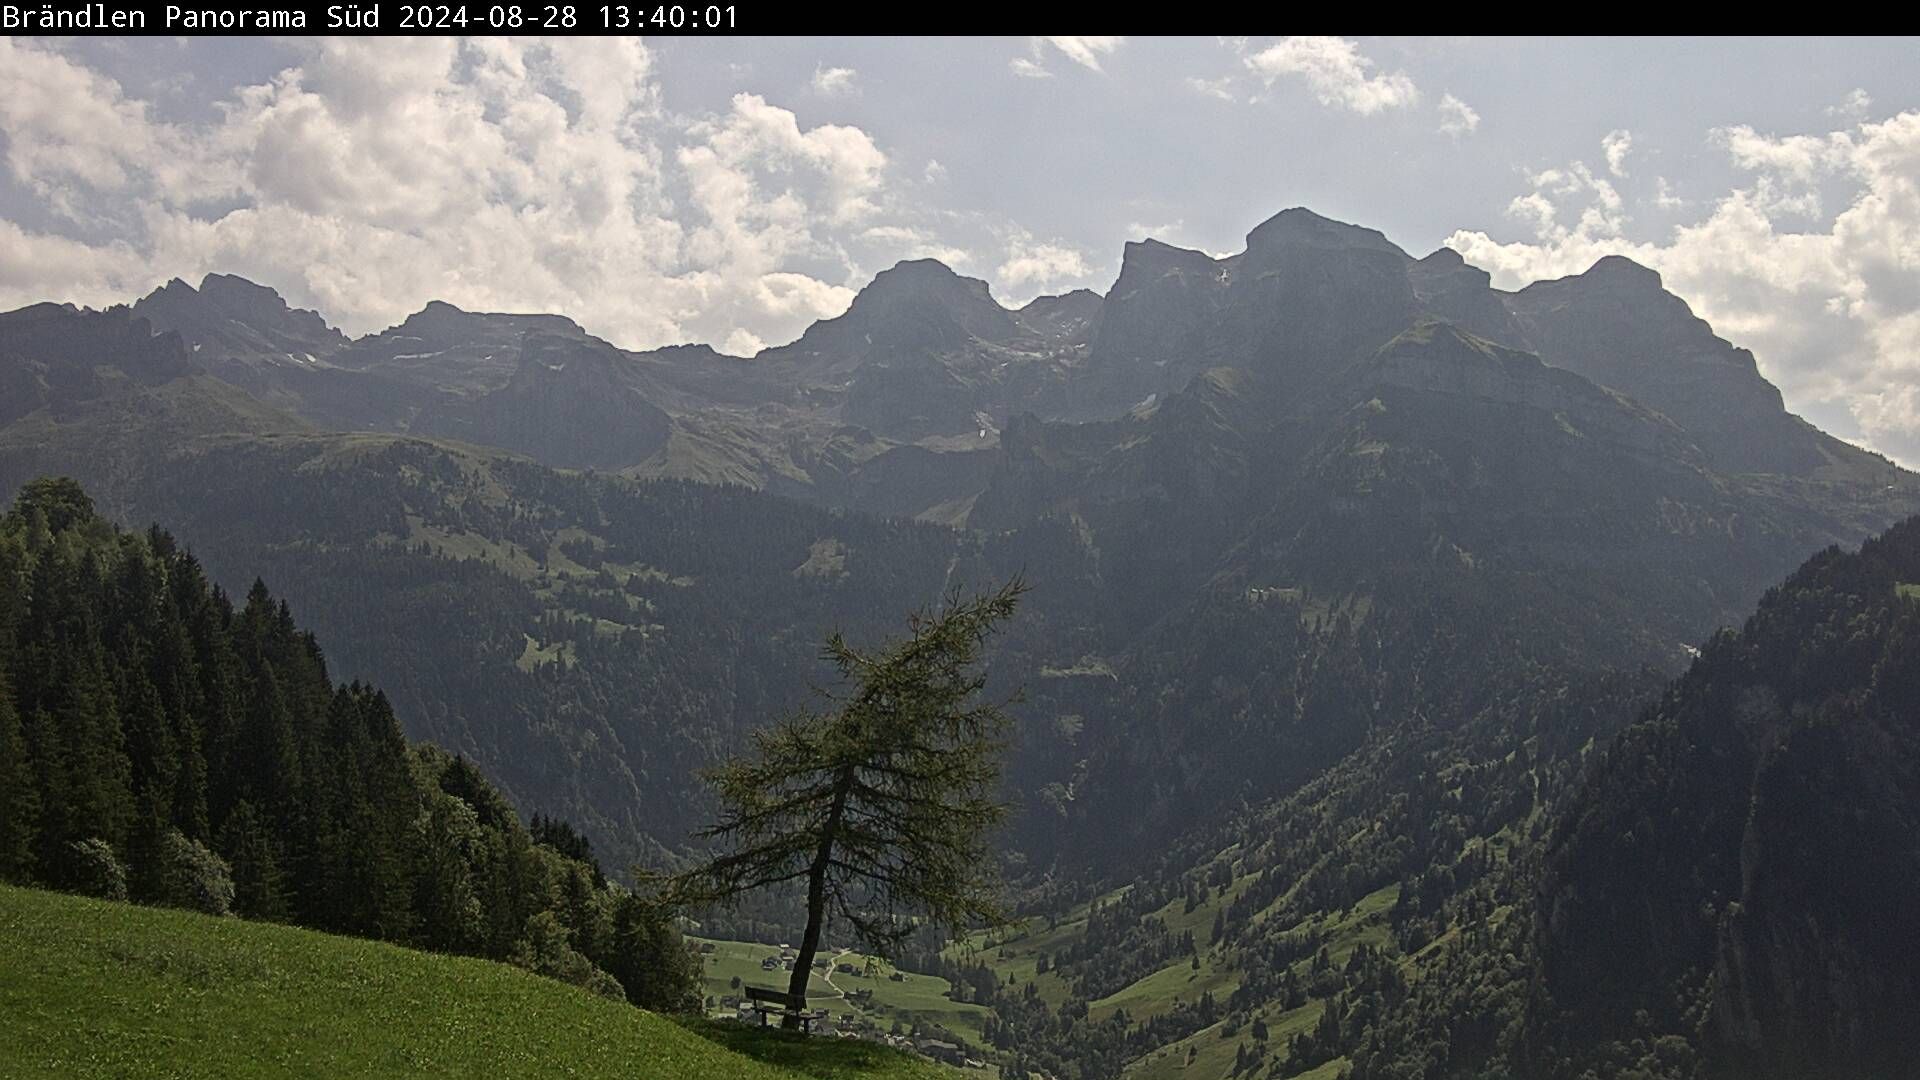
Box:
[964, 519, 1920, 1080]
[0, 303, 312, 497]
[8, 204, 1920, 1080]
[132, 273, 349, 372]
[1504, 255, 1879, 477]
[0, 884, 950, 1080]
[1529, 515, 1920, 1080]
[411, 331, 673, 469]
[0, 476, 702, 1016]
[918, 319, 1920, 1077]
[978, 317, 1918, 867]
[104, 211, 1906, 525]
[8, 207, 1920, 883]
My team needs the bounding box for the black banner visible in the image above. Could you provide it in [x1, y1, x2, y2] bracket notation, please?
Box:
[3, 0, 766, 34]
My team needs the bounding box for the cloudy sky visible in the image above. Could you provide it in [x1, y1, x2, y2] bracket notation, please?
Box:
[3, 36, 1919, 462]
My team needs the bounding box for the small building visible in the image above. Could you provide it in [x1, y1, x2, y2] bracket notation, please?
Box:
[917, 1039, 966, 1066]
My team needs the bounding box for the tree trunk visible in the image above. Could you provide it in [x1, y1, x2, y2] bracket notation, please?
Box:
[784, 765, 854, 1029]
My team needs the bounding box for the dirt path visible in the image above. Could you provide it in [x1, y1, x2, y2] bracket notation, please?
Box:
[818, 947, 855, 1001]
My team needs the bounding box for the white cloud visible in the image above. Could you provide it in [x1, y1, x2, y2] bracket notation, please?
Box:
[0, 39, 235, 222]
[1188, 76, 1237, 102]
[1714, 123, 1852, 184]
[0, 39, 965, 353]
[1042, 37, 1122, 73]
[1602, 129, 1633, 177]
[1242, 37, 1418, 115]
[1446, 110, 1920, 465]
[723, 328, 766, 356]
[811, 65, 857, 96]
[1829, 87, 1873, 119]
[1009, 38, 1121, 79]
[996, 231, 1093, 297]
[861, 224, 971, 267]
[0, 218, 161, 303]
[1438, 94, 1480, 137]
[1499, 161, 1625, 245]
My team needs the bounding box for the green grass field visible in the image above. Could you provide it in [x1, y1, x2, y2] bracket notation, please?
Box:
[1124, 998, 1328, 1080]
[0, 884, 953, 1080]
[693, 937, 994, 1050]
[944, 884, 1133, 1009]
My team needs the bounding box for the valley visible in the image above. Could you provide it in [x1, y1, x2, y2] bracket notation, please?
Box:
[5, 205, 1918, 1080]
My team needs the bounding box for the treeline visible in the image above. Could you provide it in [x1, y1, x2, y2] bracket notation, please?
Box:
[105, 438, 1106, 873]
[0, 477, 699, 1012]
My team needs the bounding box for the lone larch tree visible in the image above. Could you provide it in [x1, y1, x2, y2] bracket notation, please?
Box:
[676, 579, 1025, 1023]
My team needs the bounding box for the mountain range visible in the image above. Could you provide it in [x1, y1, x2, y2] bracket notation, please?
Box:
[4, 206, 1918, 1079]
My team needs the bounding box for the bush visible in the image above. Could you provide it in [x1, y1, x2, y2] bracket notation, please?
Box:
[65, 838, 127, 901]
[511, 911, 626, 1001]
[159, 829, 235, 916]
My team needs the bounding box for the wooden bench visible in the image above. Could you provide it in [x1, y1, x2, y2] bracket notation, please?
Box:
[742, 985, 826, 1033]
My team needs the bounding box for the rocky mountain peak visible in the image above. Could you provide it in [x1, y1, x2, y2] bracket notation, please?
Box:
[132, 273, 348, 362]
[1114, 238, 1219, 286]
[772, 258, 1019, 372]
[1244, 207, 1408, 258]
[848, 259, 1011, 332]
[1412, 246, 1491, 289]
[200, 271, 293, 308]
[1580, 253, 1665, 290]
[388, 301, 586, 348]
[0, 302, 192, 382]
[1015, 288, 1104, 340]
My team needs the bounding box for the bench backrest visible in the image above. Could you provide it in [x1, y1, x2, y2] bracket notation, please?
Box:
[744, 985, 805, 1010]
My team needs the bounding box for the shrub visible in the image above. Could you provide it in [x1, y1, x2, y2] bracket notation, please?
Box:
[159, 829, 235, 916]
[65, 838, 127, 901]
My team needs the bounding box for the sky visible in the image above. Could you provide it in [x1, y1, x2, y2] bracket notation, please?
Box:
[2, 36, 1919, 463]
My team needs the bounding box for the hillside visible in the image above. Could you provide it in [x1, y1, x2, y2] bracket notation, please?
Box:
[1325, 513, 1920, 1079]
[7, 205, 1920, 1080]
[0, 477, 701, 1017]
[946, 516, 1920, 1080]
[1527, 514, 1920, 1079]
[8, 216, 1917, 882]
[0, 884, 952, 1080]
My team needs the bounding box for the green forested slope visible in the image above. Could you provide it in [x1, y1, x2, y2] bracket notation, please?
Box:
[0, 477, 697, 1013]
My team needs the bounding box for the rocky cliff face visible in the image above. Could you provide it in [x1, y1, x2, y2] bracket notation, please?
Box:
[1502, 256, 1844, 475]
[760, 258, 1095, 440]
[134, 273, 348, 367]
[411, 332, 671, 470]
[0, 304, 197, 423]
[1086, 210, 1423, 413]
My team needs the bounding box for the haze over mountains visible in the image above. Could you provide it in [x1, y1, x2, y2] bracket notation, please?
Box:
[10, 208, 1873, 525]
[5, 206, 1919, 1079]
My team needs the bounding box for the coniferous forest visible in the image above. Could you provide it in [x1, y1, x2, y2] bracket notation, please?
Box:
[0, 477, 700, 1014]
